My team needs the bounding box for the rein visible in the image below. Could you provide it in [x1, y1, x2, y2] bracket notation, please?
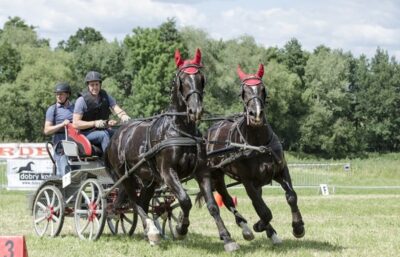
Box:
[129, 112, 188, 121]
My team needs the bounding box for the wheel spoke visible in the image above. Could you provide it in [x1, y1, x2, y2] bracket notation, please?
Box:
[81, 191, 90, 205]
[94, 216, 100, 230]
[52, 215, 60, 223]
[107, 218, 115, 230]
[44, 190, 51, 205]
[35, 215, 47, 224]
[79, 218, 90, 234]
[95, 188, 102, 205]
[53, 204, 61, 213]
[90, 183, 95, 203]
[42, 220, 49, 236]
[123, 215, 133, 225]
[93, 209, 103, 215]
[75, 209, 89, 215]
[37, 202, 47, 211]
[89, 221, 94, 239]
[50, 191, 56, 206]
[115, 219, 120, 234]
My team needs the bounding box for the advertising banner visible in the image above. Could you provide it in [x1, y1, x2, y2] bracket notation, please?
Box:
[6, 158, 53, 190]
[0, 143, 49, 159]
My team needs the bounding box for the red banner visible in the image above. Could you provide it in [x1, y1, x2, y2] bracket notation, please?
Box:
[0, 143, 49, 159]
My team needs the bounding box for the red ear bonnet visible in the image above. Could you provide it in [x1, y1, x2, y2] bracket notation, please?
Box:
[237, 64, 264, 86]
[193, 48, 201, 65]
[175, 48, 202, 74]
[257, 64, 264, 78]
[175, 49, 184, 68]
[237, 65, 247, 81]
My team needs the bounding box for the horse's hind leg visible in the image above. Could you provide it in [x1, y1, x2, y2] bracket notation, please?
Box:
[243, 180, 282, 244]
[274, 165, 305, 238]
[120, 180, 161, 245]
[212, 171, 254, 241]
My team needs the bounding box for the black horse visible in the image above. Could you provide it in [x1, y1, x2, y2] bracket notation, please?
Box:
[105, 49, 239, 251]
[15, 161, 35, 173]
[206, 64, 305, 244]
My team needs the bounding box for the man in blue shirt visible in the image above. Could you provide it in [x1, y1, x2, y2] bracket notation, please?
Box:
[73, 71, 130, 153]
[44, 83, 74, 176]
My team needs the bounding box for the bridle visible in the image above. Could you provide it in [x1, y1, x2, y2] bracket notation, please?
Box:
[175, 64, 204, 107]
[240, 77, 266, 119]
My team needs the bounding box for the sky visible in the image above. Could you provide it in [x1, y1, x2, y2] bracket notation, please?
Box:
[0, 0, 399, 60]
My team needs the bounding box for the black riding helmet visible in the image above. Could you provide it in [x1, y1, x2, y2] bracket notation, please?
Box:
[85, 71, 102, 84]
[54, 82, 71, 94]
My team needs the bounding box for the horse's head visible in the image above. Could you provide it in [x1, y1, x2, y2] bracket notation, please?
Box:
[237, 64, 267, 127]
[174, 48, 205, 122]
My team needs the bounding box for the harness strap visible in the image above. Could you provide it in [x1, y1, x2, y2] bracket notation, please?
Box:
[227, 116, 247, 145]
[139, 137, 197, 165]
[144, 119, 160, 186]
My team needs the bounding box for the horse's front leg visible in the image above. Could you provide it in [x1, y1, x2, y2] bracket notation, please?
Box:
[274, 165, 305, 238]
[212, 171, 254, 241]
[242, 180, 282, 244]
[162, 168, 192, 239]
[196, 168, 240, 252]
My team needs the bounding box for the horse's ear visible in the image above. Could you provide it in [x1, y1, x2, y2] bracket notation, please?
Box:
[237, 65, 246, 81]
[194, 48, 201, 65]
[175, 49, 183, 67]
[257, 64, 264, 78]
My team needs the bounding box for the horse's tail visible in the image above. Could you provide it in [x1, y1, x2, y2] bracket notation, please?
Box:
[103, 147, 117, 181]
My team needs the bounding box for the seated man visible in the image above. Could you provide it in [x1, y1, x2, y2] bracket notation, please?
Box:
[44, 82, 74, 176]
[73, 71, 130, 153]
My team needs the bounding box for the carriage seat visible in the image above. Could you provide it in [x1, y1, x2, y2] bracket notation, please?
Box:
[64, 124, 103, 158]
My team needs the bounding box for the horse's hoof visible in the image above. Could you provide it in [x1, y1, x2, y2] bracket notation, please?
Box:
[239, 222, 255, 241]
[172, 227, 187, 240]
[149, 239, 161, 246]
[148, 232, 161, 244]
[270, 233, 282, 245]
[292, 221, 305, 238]
[146, 219, 161, 244]
[293, 226, 305, 238]
[243, 230, 255, 241]
[224, 241, 240, 252]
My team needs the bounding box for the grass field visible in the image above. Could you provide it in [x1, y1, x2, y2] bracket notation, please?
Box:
[0, 153, 399, 257]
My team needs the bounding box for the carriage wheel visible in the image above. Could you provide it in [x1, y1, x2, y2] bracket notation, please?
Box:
[74, 179, 106, 240]
[150, 195, 180, 239]
[107, 211, 138, 236]
[33, 185, 65, 237]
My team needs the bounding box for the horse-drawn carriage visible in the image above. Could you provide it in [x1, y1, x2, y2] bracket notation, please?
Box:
[31, 49, 304, 252]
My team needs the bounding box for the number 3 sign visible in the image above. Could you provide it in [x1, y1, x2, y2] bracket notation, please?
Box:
[0, 236, 28, 257]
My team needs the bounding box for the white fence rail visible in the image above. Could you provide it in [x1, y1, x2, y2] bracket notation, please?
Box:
[283, 163, 350, 186]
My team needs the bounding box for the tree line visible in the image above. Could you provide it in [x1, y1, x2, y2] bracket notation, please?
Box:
[0, 17, 399, 158]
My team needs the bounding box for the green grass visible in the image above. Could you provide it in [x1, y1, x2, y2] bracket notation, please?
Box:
[0, 163, 7, 187]
[0, 191, 399, 257]
[1, 153, 399, 256]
